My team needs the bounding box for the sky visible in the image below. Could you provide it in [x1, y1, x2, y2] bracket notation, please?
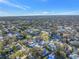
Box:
[0, 0, 79, 16]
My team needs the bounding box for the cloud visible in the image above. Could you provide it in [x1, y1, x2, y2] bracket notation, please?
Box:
[0, 10, 9, 16]
[0, 11, 5, 14]
[0, 0, 7, 2]
[24, 11, 79, 15]
[0, 0, 30, 10]
[1, 10, 79, 16]
[43, 11, 79, 15]
[53, 11, 79, 15]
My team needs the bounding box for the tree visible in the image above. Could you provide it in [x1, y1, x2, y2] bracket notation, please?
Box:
[40, 31, 49, 41]
[0, 41, 4, 50]
[29, 47, 43, 59]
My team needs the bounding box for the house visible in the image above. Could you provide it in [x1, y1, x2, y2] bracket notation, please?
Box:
[0, 35, 3, 41]
[50, 33, 62, 41]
